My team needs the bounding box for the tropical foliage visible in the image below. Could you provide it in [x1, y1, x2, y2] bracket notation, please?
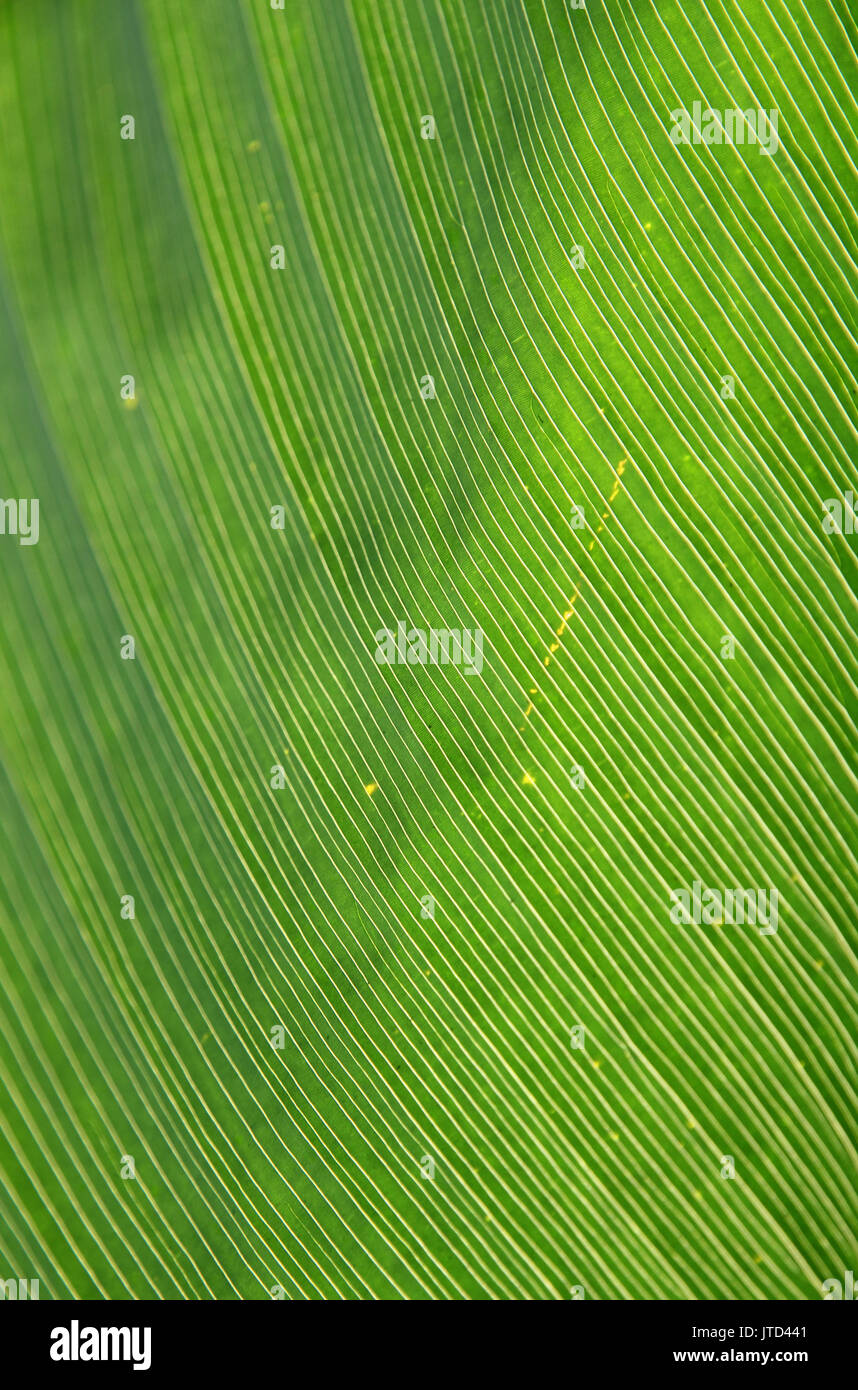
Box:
[0, 0, 855, 1299]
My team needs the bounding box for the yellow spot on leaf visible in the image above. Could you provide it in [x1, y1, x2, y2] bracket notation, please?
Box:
[247, 139, 261, 152]
[364, 782, 377, 795]
[607, 460, 627, 507]
[521, 772, 535, 785]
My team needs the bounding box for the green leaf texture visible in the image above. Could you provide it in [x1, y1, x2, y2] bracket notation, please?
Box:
[0, 0, 856, 1299]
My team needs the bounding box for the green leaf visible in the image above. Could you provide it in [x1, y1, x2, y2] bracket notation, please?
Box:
[0, 0, 855, 1299]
